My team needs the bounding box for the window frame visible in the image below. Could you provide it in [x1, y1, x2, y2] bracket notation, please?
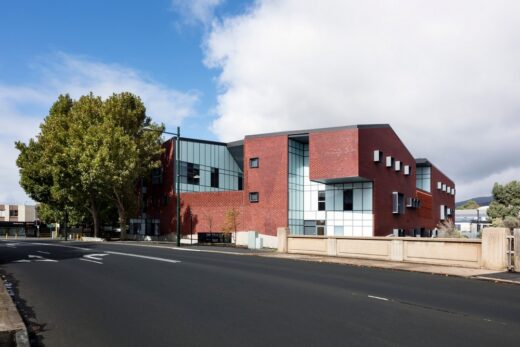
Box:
[210, 167, 219, 188]
[249, 157, 259, 168]
[318, 190, 326, 211]
[343, 189, 353, 211]
[392, 192, 405, 214]
[249, 192, 259, 203]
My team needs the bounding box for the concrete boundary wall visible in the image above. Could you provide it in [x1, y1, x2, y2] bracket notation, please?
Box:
[280, 227, 513, 270]
[285, 235, 482, 268]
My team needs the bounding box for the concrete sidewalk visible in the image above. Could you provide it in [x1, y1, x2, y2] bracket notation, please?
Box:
[0, 277, 29, 346]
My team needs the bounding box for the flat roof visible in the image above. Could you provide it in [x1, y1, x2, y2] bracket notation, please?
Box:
[244, 124, 391, 139]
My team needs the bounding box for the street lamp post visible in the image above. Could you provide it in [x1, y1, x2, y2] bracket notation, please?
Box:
[175, 126, 181, 247]
[144, 126, 181, 247]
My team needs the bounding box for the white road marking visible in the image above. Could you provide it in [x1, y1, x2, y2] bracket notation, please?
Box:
[80, 258, 102, 265]
[83, 254, 108, 261]
[6, 243, 19, 248]
[368, 295, 389, 301]
[106, 251, 181, 263]
[14, 259, 31, 263]
[29, 242, 92, 251]
[28, 254, 57, 262]
[37, 251, 50, 254]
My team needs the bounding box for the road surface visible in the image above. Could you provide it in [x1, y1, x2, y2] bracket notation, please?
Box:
[1, 239, 519, 346]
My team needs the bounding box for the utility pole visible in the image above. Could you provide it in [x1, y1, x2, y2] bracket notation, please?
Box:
[176, 126, 181, 247]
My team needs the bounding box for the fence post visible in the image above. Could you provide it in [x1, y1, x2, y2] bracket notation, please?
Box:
[277, 227, 289, 253]
[481, 228, 509, 270]
[327, 237, 337, 256]
[390, 239, 404, 261]
[514, 229, 520, 272]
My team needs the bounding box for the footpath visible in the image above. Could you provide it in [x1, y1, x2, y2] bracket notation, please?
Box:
[113, 240, 520, 285]
[0, 276, 29, 347]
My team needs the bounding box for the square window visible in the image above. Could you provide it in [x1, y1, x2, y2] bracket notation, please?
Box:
[249, 157, 259, 168]
[249, 192, 259, 203]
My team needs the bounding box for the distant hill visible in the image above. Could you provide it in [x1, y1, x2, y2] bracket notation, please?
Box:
[456, 196, 493, 208]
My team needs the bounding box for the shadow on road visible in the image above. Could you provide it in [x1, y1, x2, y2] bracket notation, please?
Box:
[1, 272, 46, 347]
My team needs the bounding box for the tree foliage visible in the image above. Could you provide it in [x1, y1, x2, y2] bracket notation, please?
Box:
[221, 208, 240, 233]
[457, 200, 479, 210]
[436, 218, 465, 238]
[16, 92, 163, 238]
[487, 181, 520, 225]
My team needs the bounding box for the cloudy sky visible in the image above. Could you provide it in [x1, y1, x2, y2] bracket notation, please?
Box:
[1, 0, 519, 203]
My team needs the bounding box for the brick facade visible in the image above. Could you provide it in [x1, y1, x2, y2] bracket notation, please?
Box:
[243, 135, 288, 236]
[143, 124, 455, 238]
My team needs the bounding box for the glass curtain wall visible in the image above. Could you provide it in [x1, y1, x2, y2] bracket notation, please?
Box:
[288, 139, 374, 236]
[178, 139, 243, 192]
[288, 139, 305, 234]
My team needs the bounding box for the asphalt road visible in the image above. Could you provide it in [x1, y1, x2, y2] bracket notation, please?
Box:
[1, 240, 519, 347]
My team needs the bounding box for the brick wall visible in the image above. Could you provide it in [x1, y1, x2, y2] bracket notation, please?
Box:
[309, 128, 359, 181]
[180, 191, 244, 234]
[430, 164, 456, 226]
[358, 127, 420, 236]
[243, 135, 288, 236]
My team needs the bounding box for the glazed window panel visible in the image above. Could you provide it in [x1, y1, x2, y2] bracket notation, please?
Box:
[416, 166, 431, 192]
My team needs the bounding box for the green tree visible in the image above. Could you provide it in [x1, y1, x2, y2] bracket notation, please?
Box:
[16, 92, 163, 239]
[98, 93, 164, 239]
[487, 181, 520, 225]
[457, 200, 480, 210]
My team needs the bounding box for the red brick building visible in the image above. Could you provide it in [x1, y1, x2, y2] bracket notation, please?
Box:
[131, 124, 455, 239]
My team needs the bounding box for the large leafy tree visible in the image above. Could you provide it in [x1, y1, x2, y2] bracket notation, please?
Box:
[99, 93, 164, 239]
[16, 92, 163, 238]
[487, 181, 520, 226]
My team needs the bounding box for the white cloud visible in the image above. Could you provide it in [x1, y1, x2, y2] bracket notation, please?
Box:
[171, 0, 224, 26]
[0, 53, 199, 204]
[205, 0, 520, 200]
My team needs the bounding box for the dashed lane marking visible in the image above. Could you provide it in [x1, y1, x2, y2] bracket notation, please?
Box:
[368, 295, 389, 301]
[37, 251, 50, 254]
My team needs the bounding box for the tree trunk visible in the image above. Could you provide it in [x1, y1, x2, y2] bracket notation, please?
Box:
[117, 203, 127, 240]
[88, 197, 100, 238]
[113, 190, 127, 240]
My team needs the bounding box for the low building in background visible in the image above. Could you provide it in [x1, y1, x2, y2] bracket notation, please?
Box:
[132, 124, 455, 243]
[455, 206, 490, 238]
[0, 203, 38, 236]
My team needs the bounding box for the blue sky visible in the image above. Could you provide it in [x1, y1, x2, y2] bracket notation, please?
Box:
[2, 0, 520, 203]
[0, 0, 250, 139]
